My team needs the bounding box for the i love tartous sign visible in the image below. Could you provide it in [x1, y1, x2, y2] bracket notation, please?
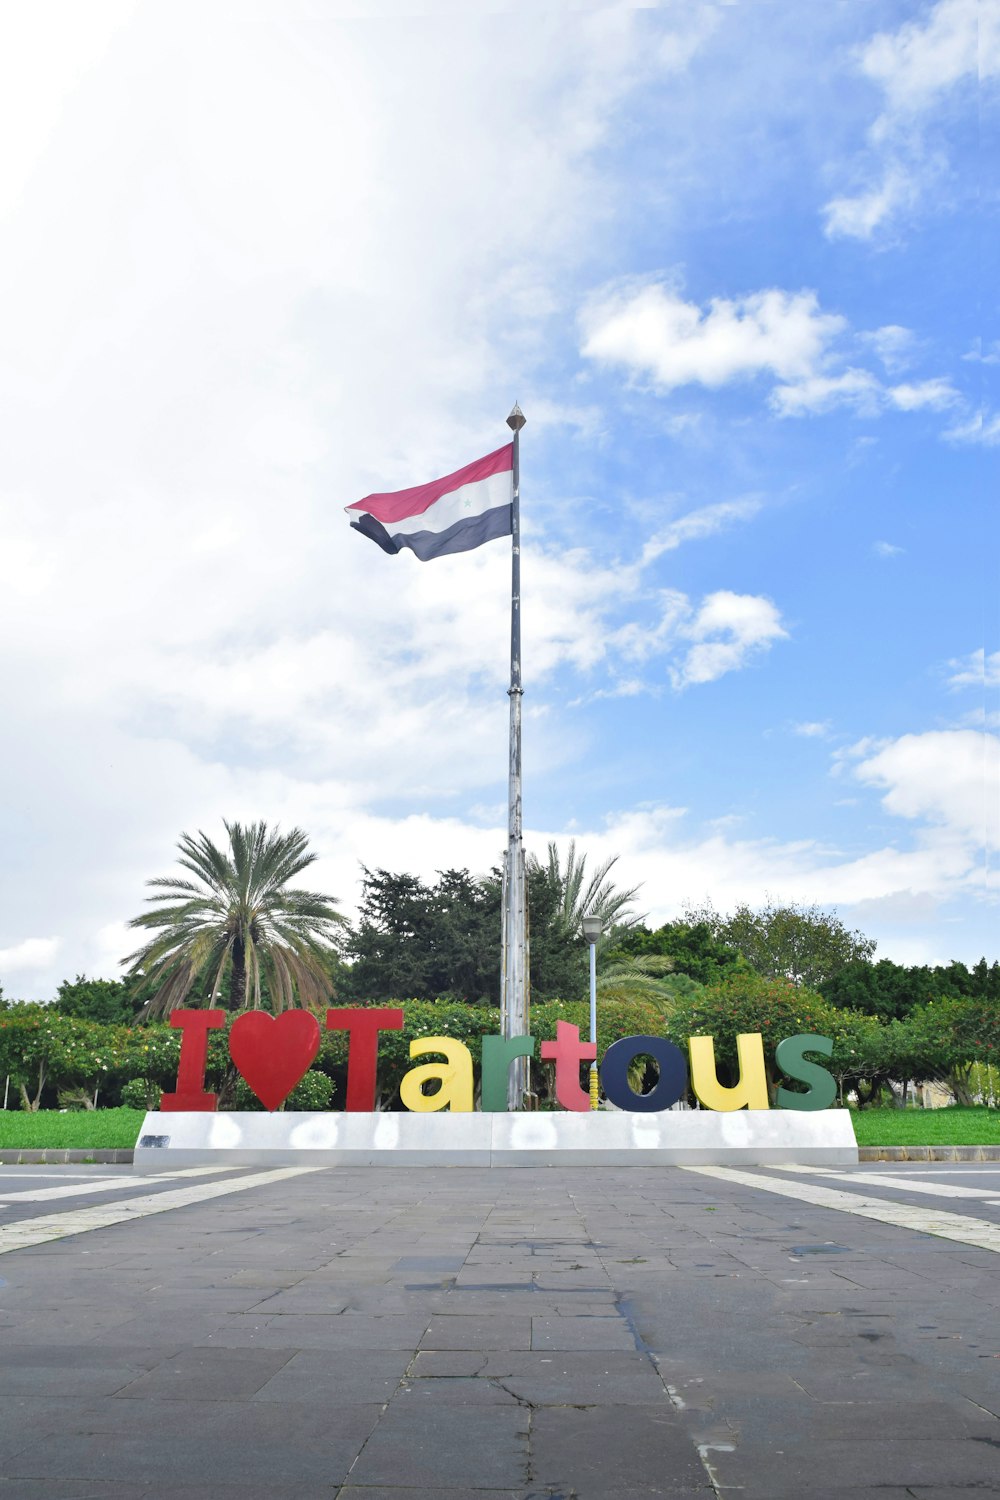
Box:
[161, 1008, 838, 1115]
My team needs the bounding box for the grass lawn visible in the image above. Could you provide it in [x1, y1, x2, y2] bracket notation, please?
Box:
[0, 1108, 146, 1150]
[849, 1105, 1000, 1146]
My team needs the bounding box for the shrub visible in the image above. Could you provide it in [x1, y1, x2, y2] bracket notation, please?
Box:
[662, 972, 834, 1093]
[233, 1068, 333, 1112]
[120, 1077, 162, 1110]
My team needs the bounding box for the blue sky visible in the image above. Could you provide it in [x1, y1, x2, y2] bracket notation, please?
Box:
[0, 0, 996, 998]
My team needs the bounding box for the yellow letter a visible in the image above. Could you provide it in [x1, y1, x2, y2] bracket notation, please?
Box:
[399, 1037, 474, 1113]
[689, 1033, 769, 1111]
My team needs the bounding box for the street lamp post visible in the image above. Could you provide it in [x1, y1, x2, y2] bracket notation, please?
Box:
[581, 912, 603, 1111]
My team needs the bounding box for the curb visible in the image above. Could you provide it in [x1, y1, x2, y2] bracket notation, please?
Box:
[858, 1145, 1000, 1162]
[1, 1146, 998, 1166]
[0, 1149, 135, 1165]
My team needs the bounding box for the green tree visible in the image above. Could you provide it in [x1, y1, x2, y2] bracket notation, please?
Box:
[607, 921, 748, 987]
[125, 821, 346, 1016]
[342, 845, 640, 1009]
[822, 957, 1000, 1023]
[346, 868, 501, 1004]
[903, 996, 1000, 1106]
[970, 958, 1000, 1000]
[686, 899, 876, 989]
[823, 1008, 895, 1107]
[820, 959, 938, 1021]
[0, 1007, 126, 1110]
[931, 958, 1000, 1000]
[53, 975, 145, 1025]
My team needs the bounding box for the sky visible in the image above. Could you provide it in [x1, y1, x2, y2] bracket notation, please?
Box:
[0, 0, 997, 1000]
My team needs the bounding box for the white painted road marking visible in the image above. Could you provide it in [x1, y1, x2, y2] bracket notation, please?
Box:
[0, 1165, 228, 1206]
[905, 1168, 1000, 1174]
[0, 1166, 321, 1255]
[683, 1165, 1000, 1255]
[796, 1168, 1000, 1201]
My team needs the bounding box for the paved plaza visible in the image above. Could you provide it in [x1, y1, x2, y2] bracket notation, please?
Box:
[0, 1160, 998, 1499]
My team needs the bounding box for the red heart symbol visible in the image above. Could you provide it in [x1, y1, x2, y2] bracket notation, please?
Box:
[229, 1011, 321, 1111]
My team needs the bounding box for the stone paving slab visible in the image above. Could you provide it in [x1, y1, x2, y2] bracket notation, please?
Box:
[336, 1490, 527, 1500]
[419, 1314, 533, 1350]
[0, 1163, 997, 1496]
[530, 1405, 713, 1495]
[0, 1484, 338, 1500]
[5, 1402, 384, 1487]
[710, 1438, 1000, 1495]
[253, 1349, 410, 1406]
[347, 1402, 530, 1489]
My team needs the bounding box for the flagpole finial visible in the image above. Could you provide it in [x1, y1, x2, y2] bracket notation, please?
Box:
[506, 402, 526, 432]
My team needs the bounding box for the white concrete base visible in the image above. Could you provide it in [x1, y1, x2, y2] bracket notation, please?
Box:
[134, 1109, 858, 1170]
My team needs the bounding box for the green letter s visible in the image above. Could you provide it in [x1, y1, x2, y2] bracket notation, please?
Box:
[775, 1033, 836, 1112]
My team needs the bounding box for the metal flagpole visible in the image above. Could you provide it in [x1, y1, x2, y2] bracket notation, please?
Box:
[502, 402, 527, 1110]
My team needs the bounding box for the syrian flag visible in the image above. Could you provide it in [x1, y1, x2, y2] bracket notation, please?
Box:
[346, 442, 513, 561]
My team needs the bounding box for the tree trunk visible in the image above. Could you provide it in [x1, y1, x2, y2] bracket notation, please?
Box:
[948, 1067, 976, 1108]
[20, 1059, 46, 1111]
[228, 937, 247, 1010]
[217, 1063, 240, 1109]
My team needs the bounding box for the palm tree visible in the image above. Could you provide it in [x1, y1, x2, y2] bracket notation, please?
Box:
[596, 954, 703, 1008]
[528, 839, 643, 948]
[596, 953, 676, 1002]
[125, 821, 346, 1016]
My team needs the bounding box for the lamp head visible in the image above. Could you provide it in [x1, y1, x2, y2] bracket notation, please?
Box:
[581, 913, 604, 944]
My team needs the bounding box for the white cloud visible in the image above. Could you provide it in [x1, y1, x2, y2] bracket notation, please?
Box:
[823, 0, 999, 239]
[793, 721, 832, 738]
[582, 279, 958, 424]
[581, 281, 843, 391]
[853, 729, 999, 852]
[861, 0, 996, 114]
[945, 409, 1000, 446]
[771, 368, 882, 417]
[947, 648, 1000, 690]
[823, 166, 919, 240]
[886, 378, 960, 411]
[0, 937, 61, 975]
[862, 324, 917, 373]
[873, 540, 904, 558]
[640, 496, 763, 564]
[670, 591, 788, 689]
[962, 340, 1000, 365]
[773, 371, 958, 418]
[599, 582, 789, 693]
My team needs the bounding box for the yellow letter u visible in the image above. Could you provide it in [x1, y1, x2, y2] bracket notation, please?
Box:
[688, 1033, 769, 1111]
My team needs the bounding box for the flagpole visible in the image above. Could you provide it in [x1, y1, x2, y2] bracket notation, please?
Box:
[503, 402, 527, 1110]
